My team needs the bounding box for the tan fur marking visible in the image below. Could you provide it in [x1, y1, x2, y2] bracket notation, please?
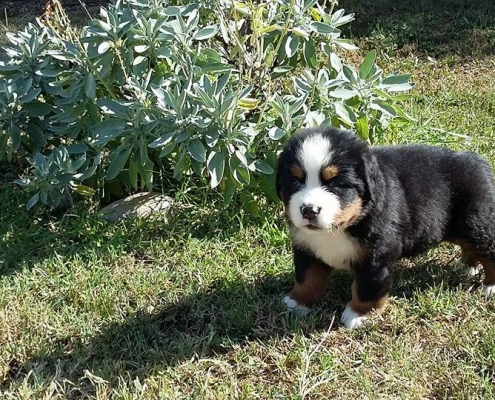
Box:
[290, 164, 305, 180]
[335, 198, 363, 228]
[461, 252, 478, 267]
[289, 263, 330, 307]
[321, 165, 339, 182]
[482, 261, 495, 286]
[455, 240, 495, 285]
[457, 241, 478, 267]
[349, 281, 388, 315]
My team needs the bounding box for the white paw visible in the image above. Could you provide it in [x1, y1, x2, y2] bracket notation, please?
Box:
[283, 295, 311, 316]
[467, 266, 483, 276]
[341, 304, 367, 329]
[482, 285, 495, 298]
[453, 260, 482, 276]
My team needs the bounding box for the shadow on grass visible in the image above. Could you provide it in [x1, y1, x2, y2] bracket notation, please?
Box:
[343, 0, 495, 58]
[7, 271, 342, 395]
[8, 251, 481, 396]
[1, 187, 482, 395]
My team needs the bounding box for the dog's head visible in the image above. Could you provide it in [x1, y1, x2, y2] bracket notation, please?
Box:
[276, 127, 376, 233]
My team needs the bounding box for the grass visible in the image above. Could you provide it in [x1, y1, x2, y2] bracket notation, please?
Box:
[2, 187, 495, 399]
[2, 0, 495, 398]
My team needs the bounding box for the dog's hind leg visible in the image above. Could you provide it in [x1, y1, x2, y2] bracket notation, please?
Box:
[458, 238, 495, 297]
[458, 241, 483, 276]
[480, 258, 495, 297]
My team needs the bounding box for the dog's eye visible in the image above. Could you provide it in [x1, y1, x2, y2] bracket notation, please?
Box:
[291, 176, 304, 185]
[331, 179, 351, 189]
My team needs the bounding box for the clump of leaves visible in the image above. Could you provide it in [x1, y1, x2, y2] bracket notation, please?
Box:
[0, 0, 414, 212]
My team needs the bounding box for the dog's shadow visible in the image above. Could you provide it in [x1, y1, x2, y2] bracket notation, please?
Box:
[10, 248, 481, 395]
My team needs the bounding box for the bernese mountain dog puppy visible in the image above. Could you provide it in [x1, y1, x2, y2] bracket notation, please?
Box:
[276, 127, 495, 329]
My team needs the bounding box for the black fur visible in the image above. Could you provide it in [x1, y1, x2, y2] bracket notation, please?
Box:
[277, 127, 495, 308]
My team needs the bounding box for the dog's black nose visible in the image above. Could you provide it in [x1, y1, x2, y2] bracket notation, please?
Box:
[300, 204, 321, 220]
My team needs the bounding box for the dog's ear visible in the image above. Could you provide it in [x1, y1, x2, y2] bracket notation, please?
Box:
[362, 151, 384, 205]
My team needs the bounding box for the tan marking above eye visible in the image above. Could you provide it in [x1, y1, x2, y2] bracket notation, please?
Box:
[290, 164, 305, 180]
[321, 165, 339, 182]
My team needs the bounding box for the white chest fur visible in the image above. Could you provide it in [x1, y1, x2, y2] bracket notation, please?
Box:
[291, 227, 361, 270]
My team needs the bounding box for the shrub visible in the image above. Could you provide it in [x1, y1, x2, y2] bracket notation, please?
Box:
[0, 0, 414, 212]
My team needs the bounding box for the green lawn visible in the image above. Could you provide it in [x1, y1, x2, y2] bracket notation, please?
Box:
[2, 0, 495, 398]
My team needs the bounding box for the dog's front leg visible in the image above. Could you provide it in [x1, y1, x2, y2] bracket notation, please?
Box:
[341, 259, 391, 329]
[283, 247, 331, 315]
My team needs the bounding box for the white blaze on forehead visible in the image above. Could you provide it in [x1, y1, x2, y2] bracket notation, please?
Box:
[298, 134, 333, 188]
[288, 133, 341, 231]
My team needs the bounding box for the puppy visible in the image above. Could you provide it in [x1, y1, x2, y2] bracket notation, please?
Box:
[276, 127, 495, 328]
